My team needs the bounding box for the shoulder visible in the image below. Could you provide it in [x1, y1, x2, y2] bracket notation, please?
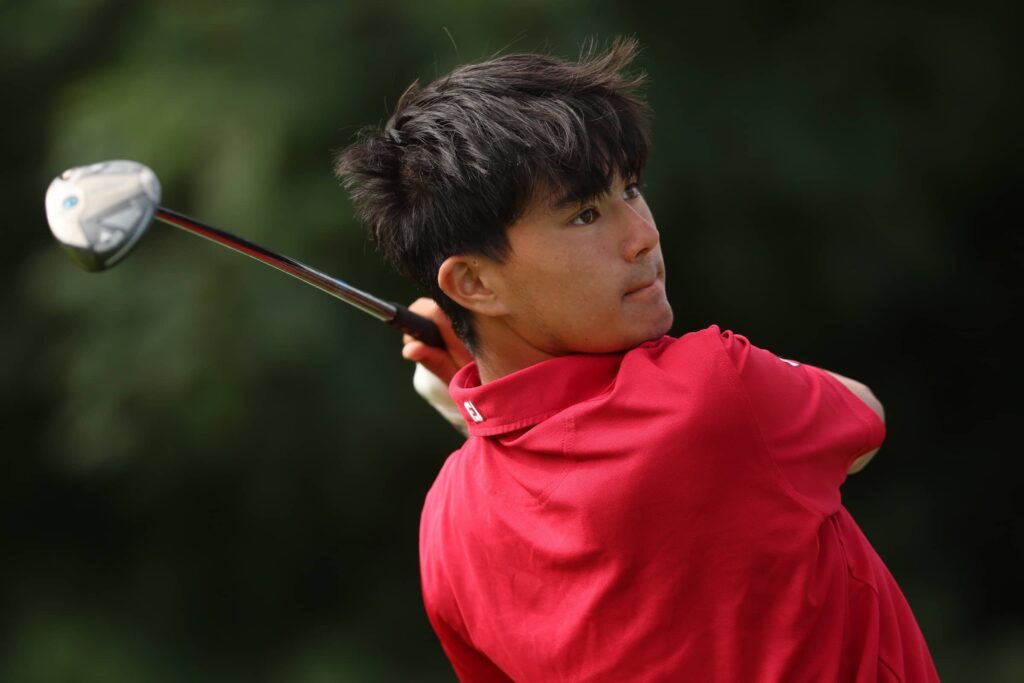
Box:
[622, 324, 736, 377]
[630, 324, 730, 356]
[423, 442, 471, 512]
[421, 438, 492, 542]
[592, 326, 749, 424]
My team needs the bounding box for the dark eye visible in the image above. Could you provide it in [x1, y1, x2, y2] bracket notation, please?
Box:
[623, 183, 642, 200]
[571, 208, 599, 226]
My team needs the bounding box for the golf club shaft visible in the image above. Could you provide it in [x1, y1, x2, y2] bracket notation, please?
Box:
[154, 207, 445, 348]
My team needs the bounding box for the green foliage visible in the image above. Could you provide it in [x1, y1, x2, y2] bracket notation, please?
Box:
[2, 0, 1020, 678]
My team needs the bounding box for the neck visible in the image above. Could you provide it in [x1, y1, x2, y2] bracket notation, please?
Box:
[473, 318, 559, 384]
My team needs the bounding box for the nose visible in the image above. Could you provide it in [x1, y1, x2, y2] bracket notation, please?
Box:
[621, 200, 660, 262]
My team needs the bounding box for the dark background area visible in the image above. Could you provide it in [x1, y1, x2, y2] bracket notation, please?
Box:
[1, 1, 1020, 680]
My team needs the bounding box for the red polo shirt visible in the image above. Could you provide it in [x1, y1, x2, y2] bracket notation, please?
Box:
[420, 326, 939, 682]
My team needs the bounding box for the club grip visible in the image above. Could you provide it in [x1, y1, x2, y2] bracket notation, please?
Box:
[389, 303, 446, 348]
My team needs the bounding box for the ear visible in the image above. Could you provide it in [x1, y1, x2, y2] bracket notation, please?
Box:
[437, 255, 508, 317]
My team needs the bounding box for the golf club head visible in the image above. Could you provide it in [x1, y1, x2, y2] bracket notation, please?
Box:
[45, 160, 161, 271]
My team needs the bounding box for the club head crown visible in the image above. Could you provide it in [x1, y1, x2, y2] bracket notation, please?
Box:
[45, 160, 161, 271]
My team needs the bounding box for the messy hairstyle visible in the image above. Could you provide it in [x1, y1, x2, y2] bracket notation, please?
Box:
[334, 37, 651, 348]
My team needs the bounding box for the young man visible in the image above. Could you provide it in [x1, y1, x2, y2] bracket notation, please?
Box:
[336, 39, 939, 682]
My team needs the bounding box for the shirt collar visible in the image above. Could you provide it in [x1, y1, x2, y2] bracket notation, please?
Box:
[448, 351, 627, 437]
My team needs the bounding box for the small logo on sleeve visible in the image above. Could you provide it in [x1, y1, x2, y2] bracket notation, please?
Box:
[779, 357, 801, 367]
[463, 401, 484, 423]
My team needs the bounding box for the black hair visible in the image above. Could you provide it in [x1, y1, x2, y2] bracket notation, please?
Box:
[334, 37, 651, 349]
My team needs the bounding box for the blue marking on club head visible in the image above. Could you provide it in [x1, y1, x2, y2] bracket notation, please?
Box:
[63, 196, 79, 209]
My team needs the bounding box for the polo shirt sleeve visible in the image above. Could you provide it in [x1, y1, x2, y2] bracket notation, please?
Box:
[425, 610, 515, 682]
[716, 328, 886, 514]
[421, 474, 515, 682]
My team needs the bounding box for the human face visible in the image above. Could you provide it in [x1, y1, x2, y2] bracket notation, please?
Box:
[484, 176, 673, 357]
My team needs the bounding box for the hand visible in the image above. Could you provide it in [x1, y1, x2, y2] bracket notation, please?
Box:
[401, 298, 473, 384]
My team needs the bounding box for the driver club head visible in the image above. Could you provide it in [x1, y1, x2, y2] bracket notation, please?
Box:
[45, 160, 161, 271]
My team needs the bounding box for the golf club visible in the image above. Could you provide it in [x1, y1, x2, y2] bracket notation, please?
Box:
[44, 160, 444, 348]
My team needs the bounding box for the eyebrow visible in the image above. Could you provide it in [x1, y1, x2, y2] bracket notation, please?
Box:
[549, 185, 610, 212]
[550, 192, 589, 212]
[547, 174, 642, 212]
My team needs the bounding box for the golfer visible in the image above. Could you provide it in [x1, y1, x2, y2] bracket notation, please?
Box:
[336, 37, 940, 682]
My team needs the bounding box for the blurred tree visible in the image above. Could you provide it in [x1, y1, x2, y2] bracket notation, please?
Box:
[1, 0, 1019, 679]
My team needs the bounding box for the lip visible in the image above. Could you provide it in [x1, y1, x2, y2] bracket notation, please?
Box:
[624, 278, 661, 298]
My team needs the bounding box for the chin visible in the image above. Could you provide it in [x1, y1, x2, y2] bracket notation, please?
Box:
[632, 319, 673, 347]
[633, 302, 674, 344]
[586, 310, 674, 354]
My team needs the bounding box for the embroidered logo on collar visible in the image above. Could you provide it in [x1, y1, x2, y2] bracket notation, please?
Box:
[463, 401, 484, 423]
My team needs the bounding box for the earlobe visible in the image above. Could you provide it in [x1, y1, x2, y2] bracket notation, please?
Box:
[438, 255, 506, 316]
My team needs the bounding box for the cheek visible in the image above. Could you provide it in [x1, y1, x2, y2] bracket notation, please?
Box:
[565, 283, 631, 338]
[505, 239, 628, 329]
[517, 267, 618, 336]
[515, 249, 596, 304]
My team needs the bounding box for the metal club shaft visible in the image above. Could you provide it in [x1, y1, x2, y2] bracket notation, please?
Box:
[153, 207, 445, 348]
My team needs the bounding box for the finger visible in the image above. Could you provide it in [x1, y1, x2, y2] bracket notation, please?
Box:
[403, 297, 473, 369]
[403, 334, 463, 384]
[407, 297, 440, 318]
[404, 343, 461, 383]
[402, 340, 426, 361]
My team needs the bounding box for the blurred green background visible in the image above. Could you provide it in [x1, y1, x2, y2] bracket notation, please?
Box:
[2, 0, 1020, 680]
